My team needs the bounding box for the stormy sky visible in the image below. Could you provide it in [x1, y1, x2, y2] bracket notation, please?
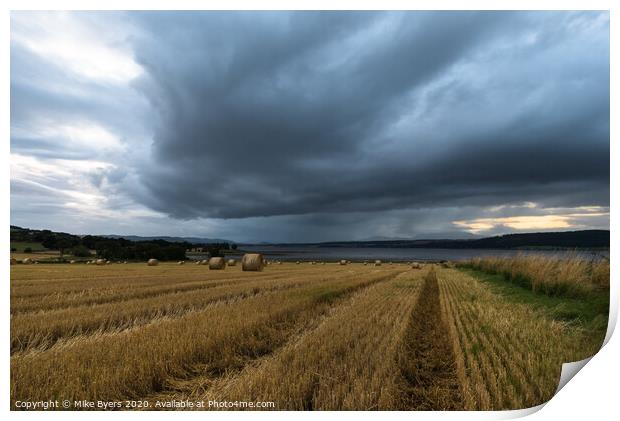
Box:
[10, 11, 610, 243]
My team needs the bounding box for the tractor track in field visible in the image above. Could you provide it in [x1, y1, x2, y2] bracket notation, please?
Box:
[397, 269, 463, 410]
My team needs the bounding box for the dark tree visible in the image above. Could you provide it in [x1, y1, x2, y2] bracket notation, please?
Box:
[70, 245, 92, 257]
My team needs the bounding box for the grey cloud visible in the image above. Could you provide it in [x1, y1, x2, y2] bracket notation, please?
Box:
[124, 11, 609, 222]
[10, 11, 609, 241]
[10, 34, 149, 161]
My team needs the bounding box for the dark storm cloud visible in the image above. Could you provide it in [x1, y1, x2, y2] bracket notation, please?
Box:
[10, 11, 609, 241]
[124, 11, 609, 222]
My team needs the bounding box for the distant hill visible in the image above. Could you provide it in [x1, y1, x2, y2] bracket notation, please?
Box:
[11, 225, 608, 250]
[10, 226, 233, 246]
[360, 232, 480, 241]
[448, 230, 610, 249]
[10, 226, 234, 261]
[102, 235, 233, 245]
[271, 230, 609, 249]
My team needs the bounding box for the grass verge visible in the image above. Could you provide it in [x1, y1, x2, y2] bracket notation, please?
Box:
[459, 268, 609, 336]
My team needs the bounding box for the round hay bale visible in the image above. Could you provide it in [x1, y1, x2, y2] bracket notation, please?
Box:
[195, 261, 201, 265]
[374, 260, 382, 266]
[208, 257, 226, 270]
[96, 259, 105, 266]
[106, 261, 111, 265]
[86, 261, 91, 265]
[277, 261, 282, 265]
[147, 258, 159, 266]
[10, 257, 17, 265]
[339, 260, 347, 265]
[227, 259, 237, 266]
[69, 260, 76, 264]
[178, 261, 185, 265]
[411, 262, 422, 269]
[200, 259, 208, 265]
[34, 261, 39, 264]
[296, 261, 301, 265]
[242, 253, 264, 272]
[22, 258, 33, 264]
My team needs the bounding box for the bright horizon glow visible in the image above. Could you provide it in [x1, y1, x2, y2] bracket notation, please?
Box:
[453, 212, 609, 234]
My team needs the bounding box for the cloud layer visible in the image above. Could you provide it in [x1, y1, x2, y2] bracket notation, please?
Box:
[10, 11, 610, 241]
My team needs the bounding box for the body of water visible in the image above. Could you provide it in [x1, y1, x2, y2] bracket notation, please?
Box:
[210, 245, 609, 262]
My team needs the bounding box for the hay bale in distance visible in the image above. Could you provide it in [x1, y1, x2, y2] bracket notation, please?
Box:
[411, 262, 422, 269]
[209, 257, 226, 270]
[147, 258, 159, 266]
[178, 261, 185, 265]
[227, 259, 237, 266]
[339, 260, 347, 265]
[69, 260, 76, 264]
[96, 259, 105, 266]
[242, 253, 264, 271]
[374, 260, 382, 266]
[22, 258, 33, 264]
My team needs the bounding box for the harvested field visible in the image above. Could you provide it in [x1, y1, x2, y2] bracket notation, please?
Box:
[437, 267, 606, 410]
[10, 260, 607, 410]
[198, 270, 426, 410]
[11, 263, 403, 404]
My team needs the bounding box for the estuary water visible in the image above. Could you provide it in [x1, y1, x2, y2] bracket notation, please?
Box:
[230, 245, 608, 262]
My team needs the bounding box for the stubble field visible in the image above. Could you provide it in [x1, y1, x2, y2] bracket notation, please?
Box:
[10, 260, 607, 410]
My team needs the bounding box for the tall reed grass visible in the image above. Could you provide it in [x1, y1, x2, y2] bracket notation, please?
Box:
[459, 254, 609, 298]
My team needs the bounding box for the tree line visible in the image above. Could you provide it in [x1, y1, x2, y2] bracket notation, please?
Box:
[10, 226, 233, 261]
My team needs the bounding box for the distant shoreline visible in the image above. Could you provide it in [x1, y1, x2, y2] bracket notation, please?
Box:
[238, 230, 610, 250]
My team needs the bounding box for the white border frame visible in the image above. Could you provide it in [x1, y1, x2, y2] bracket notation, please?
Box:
[2, 2, 616, 420]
